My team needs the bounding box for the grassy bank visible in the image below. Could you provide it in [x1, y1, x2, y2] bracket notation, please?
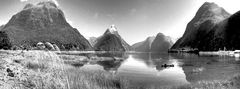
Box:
[0, 50, 239, 89]
[66, 68, 129, 89]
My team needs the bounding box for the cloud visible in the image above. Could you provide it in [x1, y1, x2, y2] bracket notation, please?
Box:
[19, 0, 60, 6]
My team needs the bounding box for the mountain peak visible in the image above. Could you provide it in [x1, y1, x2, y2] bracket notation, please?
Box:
[37, 1, 58, 8]
[171, 2, 230, 51]
[190, 1, 230, 27]
[202, 2, 218, 8]
[109, 24, 117, 32]
[156, 33, 164, 37]
[105, 25, 118, 34]
[23, 1, 58, 10]
[197, 2, 229, 16]
[23, 3, 34, 9]
[94, 25, 130, 51]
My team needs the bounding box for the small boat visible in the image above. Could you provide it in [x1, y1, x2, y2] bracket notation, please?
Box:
[161, 64, 174, 68]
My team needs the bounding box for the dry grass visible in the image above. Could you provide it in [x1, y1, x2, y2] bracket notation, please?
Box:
[0, 50, 67, 89]
[20, 51, 67, 89]
[66, 68, 129, 89]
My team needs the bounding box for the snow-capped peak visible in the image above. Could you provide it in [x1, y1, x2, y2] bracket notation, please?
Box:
[109, 24, 117, 33]
[105, 24, 118, 34]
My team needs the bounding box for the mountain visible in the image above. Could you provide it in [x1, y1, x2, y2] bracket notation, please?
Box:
[132, 36, 155, 52]
[0, 1, 92, 50]
[0, 25, 4, 30]
[171, 2, 231, 51]
[132, 33, 174, 52]
[94, 25, 131, 51]
[151, 33, 173, 52]
[88, 37, 98, 46]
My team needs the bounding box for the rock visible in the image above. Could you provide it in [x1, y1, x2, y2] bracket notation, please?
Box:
[6, 68, 12, 73]
[52, 44, 60, 51]
[7, 72, 14, 77]
[36, 42, 45, 50]
[45, 42, 55, 50]
[11, 45, 21, 50]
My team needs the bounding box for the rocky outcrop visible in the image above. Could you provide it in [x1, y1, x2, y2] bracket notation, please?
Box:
[36, 42, 60, 51]
[171, 2, 231, 51]
[45, 42, 55, 50]
[0, 1, 92, 51]
[36, 42, 46, 50]
[150, 33, 173, 52]
[52, 44, 60, 51]
[94, 25, 131, 51]
[132, 36, 155, 52]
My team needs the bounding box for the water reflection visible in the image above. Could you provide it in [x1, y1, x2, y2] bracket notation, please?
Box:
[170, 53, 240, 83]
[77, 52, 240, 87]
[117, 55, 189, 86]
[97, 60, 122, 72]
[81, 53, 190, 87]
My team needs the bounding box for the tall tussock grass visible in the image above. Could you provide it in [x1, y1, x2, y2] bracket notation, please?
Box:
[19, 51, 68, 89]
[66, 68, 129, 89]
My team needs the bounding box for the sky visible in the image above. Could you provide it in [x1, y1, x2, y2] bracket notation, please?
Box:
[0, 0, 240, 45]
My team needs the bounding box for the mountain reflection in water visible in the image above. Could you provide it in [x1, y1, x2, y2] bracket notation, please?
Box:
[78, 52, 240, 87]
[118, 55, 189, 86]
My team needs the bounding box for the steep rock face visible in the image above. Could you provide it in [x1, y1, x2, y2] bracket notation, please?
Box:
[132, 36, 155, 52]
[172, 2, 230, 51]
[1, 2, 92, 50]
[151, 33, 173, 52]
[222, 11, 240, 50]
[94, 25, 131, 51]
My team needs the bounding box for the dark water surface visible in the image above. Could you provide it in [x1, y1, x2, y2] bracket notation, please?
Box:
[76, 52, 240, 87]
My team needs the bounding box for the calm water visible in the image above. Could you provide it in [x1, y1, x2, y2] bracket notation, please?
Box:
[74, 52, 240, 87]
